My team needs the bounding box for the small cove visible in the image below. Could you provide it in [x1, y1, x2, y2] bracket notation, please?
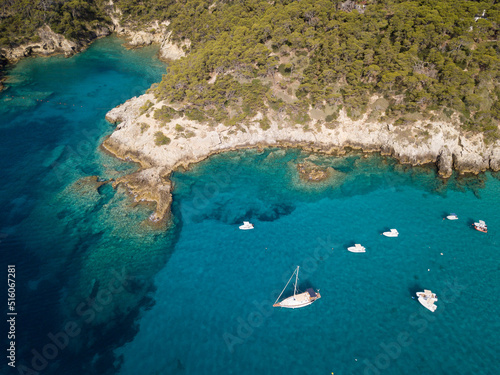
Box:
[0, 37, 498, 375]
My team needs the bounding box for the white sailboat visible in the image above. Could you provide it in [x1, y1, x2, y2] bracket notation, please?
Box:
[416, 290, 438, 312]
[273, 266, 321, 309]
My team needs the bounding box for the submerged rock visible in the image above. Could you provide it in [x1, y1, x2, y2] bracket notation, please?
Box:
[296, 161, 330, 182]
[112, 168, 172, 223]
[72, 176, 110, 192]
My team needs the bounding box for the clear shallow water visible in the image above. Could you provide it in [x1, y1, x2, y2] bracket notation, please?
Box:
[0, 38, 499, 375]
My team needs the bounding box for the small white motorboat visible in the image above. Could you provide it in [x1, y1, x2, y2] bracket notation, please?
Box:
[347, 244, 366, 253]
[416, 290, 438, 312]
[446, 213, 458, 220]
[473, 220, 487, 233]
[382, 229, 399, 237]
[239, 221, 254, 230]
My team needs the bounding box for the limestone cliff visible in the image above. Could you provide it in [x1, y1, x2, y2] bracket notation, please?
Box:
[0, 25, 111, 64]
[106, 1, 189, 61]
[114, 20, 190, 61]
[102, 94, 500, 222]
[0, 1, 188, 68]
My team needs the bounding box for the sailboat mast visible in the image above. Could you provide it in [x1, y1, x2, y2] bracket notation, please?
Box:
[274, 266, 299, 305]
[294, 266, 299, 296]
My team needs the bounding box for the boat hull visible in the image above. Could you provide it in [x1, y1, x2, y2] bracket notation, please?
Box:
[473, 225, 487, 233]
[273, 291, 321, 309]
[382, 229, 399, 237]
[416, 292, 437, 312]
[347, 247, 365, 252]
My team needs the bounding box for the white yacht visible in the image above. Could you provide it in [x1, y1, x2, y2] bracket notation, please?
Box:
[347, 244, 366, 253]
[273, 266, 321, 309]
[239, 221, 254, 230]
[416, 290, 438, 312]
[382, 229, 399, 237]
[446, 213, 458, 220]
[473, 220, 487, 233]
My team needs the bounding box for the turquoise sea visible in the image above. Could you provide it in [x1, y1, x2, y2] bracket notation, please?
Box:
[0, 37, 499, 375]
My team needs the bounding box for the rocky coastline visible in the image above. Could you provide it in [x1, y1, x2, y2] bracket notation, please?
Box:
[2, 7, 498, 223]
[101, 93, 500, 223]
[0, 1, 188, 91]
[0, 21, 186, 67]
[0, 24, 111, 65]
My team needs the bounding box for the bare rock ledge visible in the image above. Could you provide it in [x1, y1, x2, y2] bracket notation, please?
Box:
[102, 93, 500, 222]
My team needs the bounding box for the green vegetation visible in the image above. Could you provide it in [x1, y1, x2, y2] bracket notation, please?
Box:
[140, 122, 149, 133]
[1, 0, 499, 140]
[150, 0, 500, 140]
[259, 116, 271, 131]
[139, 100, 154, 115]
[154, 131, 171, 146]
[153, 105, 179, 125]
[0, 0, 112, 47]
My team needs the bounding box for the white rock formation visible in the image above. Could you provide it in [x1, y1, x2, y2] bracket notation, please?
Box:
[2, 25, 80, 62]
[102, 94, 500, 221]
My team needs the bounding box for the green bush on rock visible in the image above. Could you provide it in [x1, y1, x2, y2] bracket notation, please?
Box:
[154, 131, 171, 146]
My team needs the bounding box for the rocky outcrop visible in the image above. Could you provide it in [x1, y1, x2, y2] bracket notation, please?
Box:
[296, 161, 331, 182]
[114, 20, 189, 61]
[0, 25, 111, 63]
[112, 168, 172, 223]
[0, 1, 187, 68]
[102, 94, 500, 222]
[0, 55, 6, 91]
[437, 147, 453, 178]
[159, 31, 190, 60]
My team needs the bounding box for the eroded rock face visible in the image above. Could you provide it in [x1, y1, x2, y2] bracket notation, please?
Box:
[116, 20, 189, 61]
[101, 94, 500, 222]
[490, 148, 500, 171]
[1, 25, 112, 63]
[159, 31, 190, 60]
[112, 167, 172, 223]
[0, 56, 6, 91]
[437, 147, 453, 178]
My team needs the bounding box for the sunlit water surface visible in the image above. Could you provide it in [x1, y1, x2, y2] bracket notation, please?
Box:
[0, 37, 498, 375]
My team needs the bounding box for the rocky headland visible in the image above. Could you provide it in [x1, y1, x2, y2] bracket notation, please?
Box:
[102, 93, 500, 223]
[0, 24, 111, 65]
[0, 1, 189, 87]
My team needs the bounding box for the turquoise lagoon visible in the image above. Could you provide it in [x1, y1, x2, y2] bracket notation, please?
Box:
[0, 37, 498, 375]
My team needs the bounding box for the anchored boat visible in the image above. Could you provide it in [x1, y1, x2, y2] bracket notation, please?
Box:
[347, 244, 366, 253]
[473, 220, 487, 233]
[382, 229, 399, 237]
[273, 266, 321, 309]
[239, 221, 254, 230]
[416, 290, 438, 312]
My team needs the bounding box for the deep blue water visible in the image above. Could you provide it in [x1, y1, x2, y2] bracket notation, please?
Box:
[1, 37, 499, 375]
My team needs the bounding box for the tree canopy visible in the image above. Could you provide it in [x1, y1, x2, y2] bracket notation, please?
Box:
[152, 0, 500, 140]
[1, 0, 499, 139]
[0, 0, 112, 46]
